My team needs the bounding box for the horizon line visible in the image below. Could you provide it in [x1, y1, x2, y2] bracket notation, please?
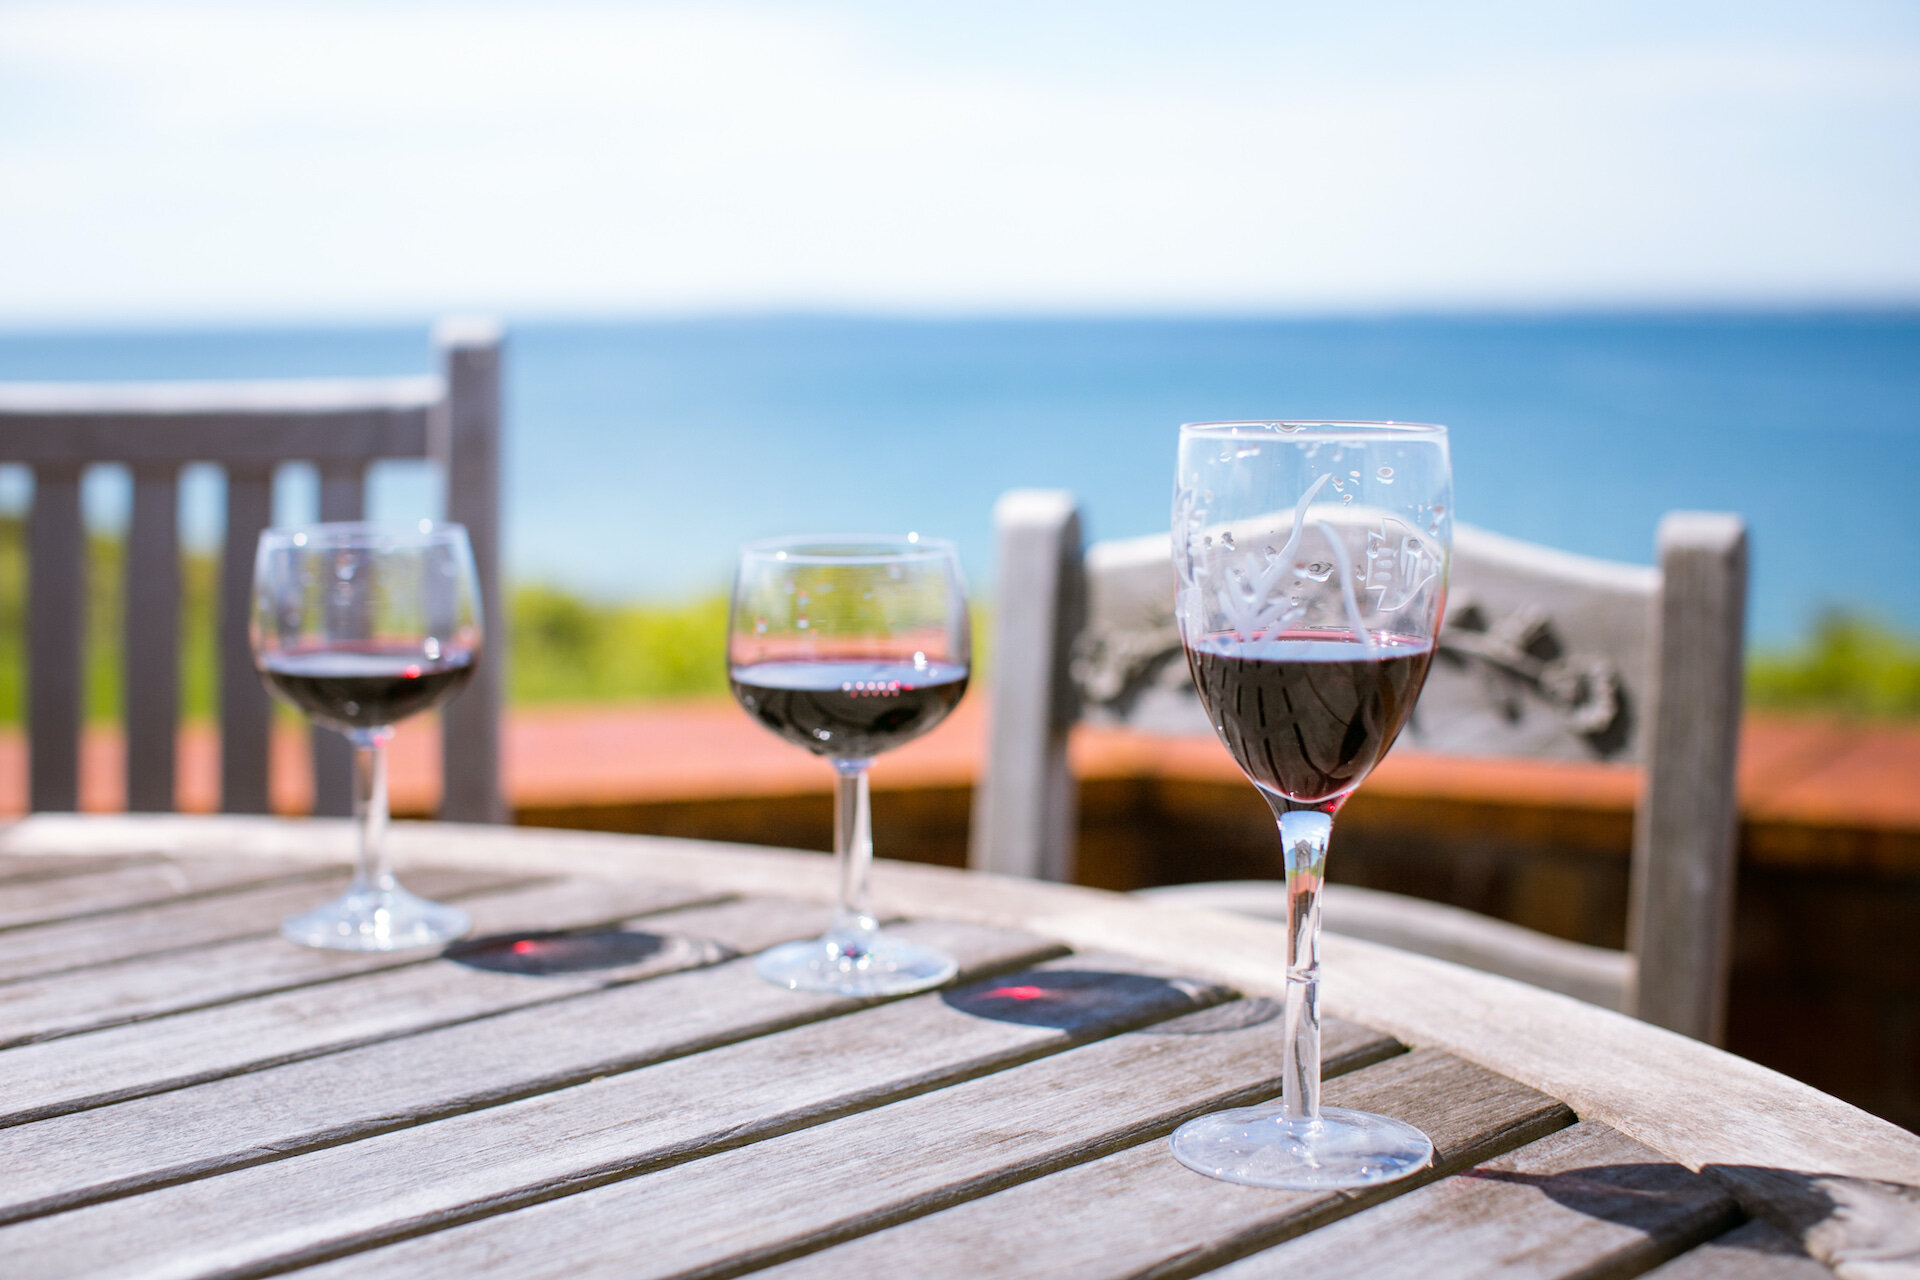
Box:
[4, 299, 1920, 336]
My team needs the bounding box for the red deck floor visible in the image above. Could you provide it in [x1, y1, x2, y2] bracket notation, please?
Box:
[3, 703, 1917, 865]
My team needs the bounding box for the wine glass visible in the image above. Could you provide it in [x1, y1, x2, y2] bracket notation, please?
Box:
[729, 535, 969, 996]
[1168, 421, 1451, 1190]
[253, 521, 483, 951]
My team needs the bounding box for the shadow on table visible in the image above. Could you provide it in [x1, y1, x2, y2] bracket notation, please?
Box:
[1470, 1160, 1920, 1274]
[445, 929, 675, 975]
[1704, 1164, 1920, 1274]
[1466, 1159, 1729, 1225]
[940, 968, 1232, 1032]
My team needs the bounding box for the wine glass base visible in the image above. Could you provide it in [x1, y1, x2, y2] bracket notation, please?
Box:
[281, 883, 472, 952]
[1170, 1104, 1433, 1190]
[754, 931, 958, 997]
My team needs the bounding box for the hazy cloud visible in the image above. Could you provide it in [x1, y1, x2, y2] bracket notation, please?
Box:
[2, 0, 1915, 319]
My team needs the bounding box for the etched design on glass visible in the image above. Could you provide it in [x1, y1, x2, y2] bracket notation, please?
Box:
[1182, 473, 1334, 641]
[1364, 517, 1442, 613]
[1180, 474, 1442, 649]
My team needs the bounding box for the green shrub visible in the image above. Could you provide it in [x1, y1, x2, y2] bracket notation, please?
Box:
[508, 586, 730, 705]
[0, 519, 221, 725]
[1748, 611, 1920, 719]
[0, 520, 978, 718]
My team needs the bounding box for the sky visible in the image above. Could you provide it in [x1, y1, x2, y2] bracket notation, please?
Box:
[2, 0, 1917, 322]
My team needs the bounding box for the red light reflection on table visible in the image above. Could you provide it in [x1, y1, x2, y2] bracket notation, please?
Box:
[445, 929, 670, 975]
[943, 969, 1210, 1031]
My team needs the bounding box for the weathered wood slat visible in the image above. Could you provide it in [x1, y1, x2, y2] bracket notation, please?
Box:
[219, 463, 275, 814]
[436, 320, 505, 824]
[0, 895, 882, 1225]
[309, 461, 366, 819]
[0, 852, 153, 884]
[969, 489, 1082, 881]
[1702, 1166, 1920, 1280]
[0, 376, 442, 415]
[26, 462, 84, 812]
[1630, 511, 1749, 1043]
[124, 462, 181, 812]
[1642, 1220, 1833, 1279]
[757, 1047, 1574, 1280]
[0, 855, 334, 932]
[0, 919, 1078, 1262]
[0, 877, 729, 1125]
[0, 874, 708, 1047]
[0, 377, 436, 464]
[285, 1001, 1401, 1280]
[5, 330, 504, 823]
[1204, 1121, 1739, 1280]
[0, 866, 511, 984]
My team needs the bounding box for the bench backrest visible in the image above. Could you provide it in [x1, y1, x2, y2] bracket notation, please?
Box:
[971, 489, 1747, 1040]
[0, 318, 505, 822]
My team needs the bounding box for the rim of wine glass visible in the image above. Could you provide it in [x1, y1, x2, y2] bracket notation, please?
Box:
[258, 519, 471, 550]
[738, 533, 960, 566]
[1181, 420, 1447, 441]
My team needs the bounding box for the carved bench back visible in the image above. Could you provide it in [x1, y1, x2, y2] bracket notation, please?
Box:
[1070, 524, 1659, 764]
[976, 492, 1748, 1042]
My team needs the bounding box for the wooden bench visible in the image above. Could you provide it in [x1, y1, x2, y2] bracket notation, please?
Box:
[0, 318, 505, 821]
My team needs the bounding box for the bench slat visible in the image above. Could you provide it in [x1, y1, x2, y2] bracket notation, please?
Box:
[26, 463, 84, 812]
[218, 463, 274, 814]
[0, 378, 436, 465]
[438, 326, 505, 823]
[308, 462, 366, 818]
[123, 464, 181, 812]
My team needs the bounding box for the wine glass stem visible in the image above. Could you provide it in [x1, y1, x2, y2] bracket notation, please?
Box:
[349, 728, 397, 894]
[831, 758, 879, 940]
[1277, 807, 1331, 1124]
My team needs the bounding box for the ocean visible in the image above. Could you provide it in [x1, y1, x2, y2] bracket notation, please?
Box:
[1, 312, 1916, 647]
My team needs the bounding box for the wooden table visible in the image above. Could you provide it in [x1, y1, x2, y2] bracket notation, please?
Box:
[0, 815, 1914, 1279]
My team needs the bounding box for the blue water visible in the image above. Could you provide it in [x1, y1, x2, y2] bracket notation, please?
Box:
[2, 312, 1916, 647]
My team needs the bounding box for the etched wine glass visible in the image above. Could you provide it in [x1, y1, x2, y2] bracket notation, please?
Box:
[1169, 420, 1451, 1189]
[729, 535, 969, 996]
[253, 521, 483, 951]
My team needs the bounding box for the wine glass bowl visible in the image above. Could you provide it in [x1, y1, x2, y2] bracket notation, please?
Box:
[729, 535, 969, 996]
[1169, 420, 1451, 1190]
[253, 521, 483, 951]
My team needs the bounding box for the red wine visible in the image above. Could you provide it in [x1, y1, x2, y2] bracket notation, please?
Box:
[730, 659, 968, 759]
[257, 647, 478, 731]
[1185, 631, 1433, 805]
